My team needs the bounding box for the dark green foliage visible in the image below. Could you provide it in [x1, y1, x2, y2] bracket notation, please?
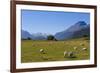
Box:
[47, 35, 57, 41]
[27, 37, 31, 40]
[83, 34, 88, 37]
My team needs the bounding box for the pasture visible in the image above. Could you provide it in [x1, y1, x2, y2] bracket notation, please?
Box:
[21, 38, 90, 63]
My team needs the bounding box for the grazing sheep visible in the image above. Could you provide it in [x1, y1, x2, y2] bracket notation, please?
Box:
[67, 51, 76, 58]
[82, 48, 87, 51]
[64, 51, 67, 58]
[40, 49, 45, 54]
[74, 47, 77, 50]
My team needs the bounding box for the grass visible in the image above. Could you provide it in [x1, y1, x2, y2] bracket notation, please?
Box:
[21, 37, 90, 63]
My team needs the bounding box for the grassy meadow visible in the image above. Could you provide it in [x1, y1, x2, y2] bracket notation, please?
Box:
[21, 37, 90, 63]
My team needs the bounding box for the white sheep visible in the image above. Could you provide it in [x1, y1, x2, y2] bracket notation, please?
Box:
[73, 47, 77, 50]
[64, 51, 67, 58]
[82, 48, 87, 51]
[40, 49, 45, 54]
[67, 51, 76, 58]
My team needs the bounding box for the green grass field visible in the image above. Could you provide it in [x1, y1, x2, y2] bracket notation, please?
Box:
[21, 38, 90, 63]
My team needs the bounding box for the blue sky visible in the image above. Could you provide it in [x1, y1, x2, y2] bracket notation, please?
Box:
[21, 10, 90, 35]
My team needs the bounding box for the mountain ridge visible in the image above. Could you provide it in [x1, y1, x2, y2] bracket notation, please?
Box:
[21, 21, 90, 40]
[55, 21, 90, 40]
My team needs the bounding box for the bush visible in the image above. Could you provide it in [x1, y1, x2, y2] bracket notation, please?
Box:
[47, 35, 57, 41]
[27, 37, 31, 40]
[83, 34, 88, 37]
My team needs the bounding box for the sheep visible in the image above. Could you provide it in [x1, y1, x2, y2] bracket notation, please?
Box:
[64, 51, 67, 58]
[82, 48, 87, 51]
[40, 49, 45, 54]
[67, 51, 76, 58]
[73, 47, 77, 50]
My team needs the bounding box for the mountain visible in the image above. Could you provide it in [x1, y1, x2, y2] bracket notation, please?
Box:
[21, 30, 33, 39]
[55, 21, 90, 40]
[32, 33, 47, 40]
[21, 30, 47, 40]
[22, 21, 90, 40]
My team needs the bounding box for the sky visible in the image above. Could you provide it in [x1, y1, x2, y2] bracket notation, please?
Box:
[21, 10, 90, 35]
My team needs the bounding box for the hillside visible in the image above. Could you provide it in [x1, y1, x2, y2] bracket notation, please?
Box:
[55, 21, 90, 40]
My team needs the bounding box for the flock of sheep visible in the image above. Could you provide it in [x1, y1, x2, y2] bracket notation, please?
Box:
[39, 43, 87, 59]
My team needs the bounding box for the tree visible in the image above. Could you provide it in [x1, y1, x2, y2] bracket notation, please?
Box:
[27, 37, 31, 40]
[47, 35, 57, 41]
[83, 34, 89, 40]
[83, 34, 88, 37]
